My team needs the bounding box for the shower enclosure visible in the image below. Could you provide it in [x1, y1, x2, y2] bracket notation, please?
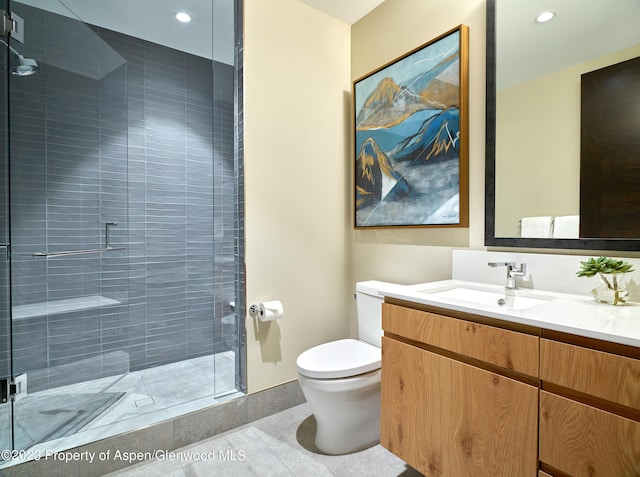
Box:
[0, 0, 244, 461]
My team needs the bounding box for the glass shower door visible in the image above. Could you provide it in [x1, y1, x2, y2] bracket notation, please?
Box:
[6, 0, 129, 451]
[0, 0, 12, 455]
[1, 0, 245, 463]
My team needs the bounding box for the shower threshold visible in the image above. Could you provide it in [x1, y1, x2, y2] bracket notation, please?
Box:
[3, 351, 240, 463]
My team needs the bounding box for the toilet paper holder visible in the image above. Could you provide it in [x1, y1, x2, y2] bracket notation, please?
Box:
[249, 300, 283, 321]
[249, 304, 260, 315]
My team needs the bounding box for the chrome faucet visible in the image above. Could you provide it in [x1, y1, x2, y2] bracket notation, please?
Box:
[488, 261, 527, 289]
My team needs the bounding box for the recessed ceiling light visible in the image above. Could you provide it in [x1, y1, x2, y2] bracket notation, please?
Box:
[175, 11, 192, 23]
[535, 10, 556, 24]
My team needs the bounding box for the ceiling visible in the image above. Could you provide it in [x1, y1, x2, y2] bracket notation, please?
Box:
[498, 0, 640, 89]
[16, 0, 234, 63]
[14, 0, 384, 66]
[297, 0, 385, 25]
[14, 1, 637, 83]
[14, 0, 384, 64]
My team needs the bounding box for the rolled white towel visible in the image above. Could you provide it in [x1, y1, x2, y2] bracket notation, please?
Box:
[553, 215, 580, 238]
[520, 216, 553, 238]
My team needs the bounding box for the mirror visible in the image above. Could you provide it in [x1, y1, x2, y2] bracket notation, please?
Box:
[485, 0, 640, 250]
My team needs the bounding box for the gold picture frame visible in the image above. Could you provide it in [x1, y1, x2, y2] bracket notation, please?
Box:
[354, 25, 469, 228]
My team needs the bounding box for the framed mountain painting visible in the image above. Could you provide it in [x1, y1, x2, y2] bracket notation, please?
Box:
[354, 25, 469, 228]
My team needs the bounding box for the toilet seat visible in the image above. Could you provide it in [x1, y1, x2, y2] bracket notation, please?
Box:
[296, 338, 381, 379]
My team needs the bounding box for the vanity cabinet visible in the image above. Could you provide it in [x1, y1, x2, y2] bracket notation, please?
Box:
[539, 337, 640, 476]
[381, 303, 539, 476]
[381, 300, 640, 476]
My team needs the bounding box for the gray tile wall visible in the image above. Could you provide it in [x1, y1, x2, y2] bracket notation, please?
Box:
[1, 4, 239, 395]
[8, 6, 131, 391]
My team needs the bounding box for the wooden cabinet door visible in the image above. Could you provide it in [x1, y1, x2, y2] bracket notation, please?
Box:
[540, 338, 640, 409]
[383, 303, 539, 377]
[540, 391, 640, 476]
[381, 337, 538, 476]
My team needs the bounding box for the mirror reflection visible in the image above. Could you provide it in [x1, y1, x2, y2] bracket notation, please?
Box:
[493, 0, 640, 240]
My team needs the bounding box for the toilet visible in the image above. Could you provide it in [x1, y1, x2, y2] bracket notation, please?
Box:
[296, 280, 396, 455]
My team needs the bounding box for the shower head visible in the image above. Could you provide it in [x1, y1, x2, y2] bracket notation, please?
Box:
[11, 54, 39, 76]
[1, 39, 40, 76]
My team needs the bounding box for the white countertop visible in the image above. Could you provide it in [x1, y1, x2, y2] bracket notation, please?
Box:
[381, 280, 640, 348]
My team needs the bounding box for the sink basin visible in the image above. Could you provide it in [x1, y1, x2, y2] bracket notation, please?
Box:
[417, 285, 555, 310]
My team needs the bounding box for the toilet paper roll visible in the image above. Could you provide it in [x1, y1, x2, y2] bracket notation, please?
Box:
[257, 300, 283, 321]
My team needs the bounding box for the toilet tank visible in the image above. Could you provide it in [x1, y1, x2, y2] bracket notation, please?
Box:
[355, 280, 398, 347]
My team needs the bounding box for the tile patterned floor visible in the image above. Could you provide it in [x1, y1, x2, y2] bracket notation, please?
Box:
[104, 402, 424, 477]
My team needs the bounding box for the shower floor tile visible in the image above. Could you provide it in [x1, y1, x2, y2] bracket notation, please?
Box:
[10, 352, 237, 455]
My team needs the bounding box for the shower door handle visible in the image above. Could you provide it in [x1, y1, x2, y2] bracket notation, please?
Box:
[32, 223, 126, 257]
[105, 222, 118, 249]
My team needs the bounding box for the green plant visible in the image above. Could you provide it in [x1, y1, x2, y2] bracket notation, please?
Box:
[577, 257, 634, 304]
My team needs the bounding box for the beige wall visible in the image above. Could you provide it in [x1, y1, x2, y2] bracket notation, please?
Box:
[244, 0, 486, 393]
[495, 44, 640, 237]
[349, 0, 487, 333]
[244, 0, 352, 393]
[243, 0, 640, 395]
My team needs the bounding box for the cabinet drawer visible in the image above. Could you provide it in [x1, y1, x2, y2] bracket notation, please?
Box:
[381, 337, 538, 476]
[540, 391, 640, 476]
[541, 339, 640, 410]
[382, 303, 539, 377]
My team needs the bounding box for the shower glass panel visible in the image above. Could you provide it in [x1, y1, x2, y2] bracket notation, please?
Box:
[0, 0, 243, 464]
[7, 0, 129, 450]
[211, 0, 242, 399]
[0, 0, 11, 455]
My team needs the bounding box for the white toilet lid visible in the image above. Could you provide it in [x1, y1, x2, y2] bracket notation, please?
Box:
[296, 339, 381, 379]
